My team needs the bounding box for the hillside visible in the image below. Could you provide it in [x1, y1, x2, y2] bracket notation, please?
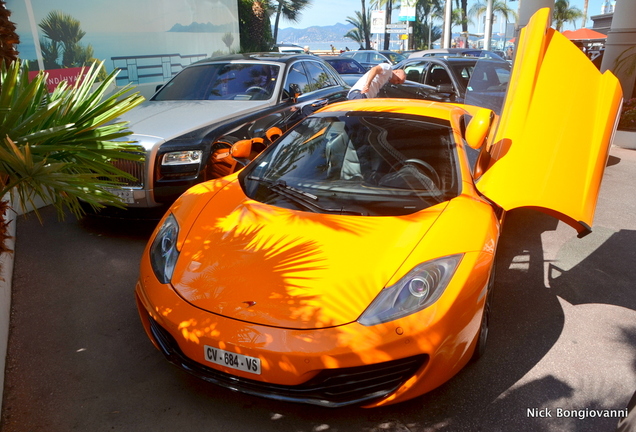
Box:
[276, 23, 355, 44]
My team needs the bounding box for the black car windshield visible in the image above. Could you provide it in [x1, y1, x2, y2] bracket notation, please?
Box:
[239, 112, 460, 216]
[152, 63, 280, 101]
[327, 59, 366, 74]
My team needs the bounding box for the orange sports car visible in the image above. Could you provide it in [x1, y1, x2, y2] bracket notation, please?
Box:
[134, 9, 622, 408]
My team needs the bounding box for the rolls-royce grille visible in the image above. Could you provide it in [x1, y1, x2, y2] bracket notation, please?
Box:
[109, 157, 145, 187]
[147, 314, 428, 408]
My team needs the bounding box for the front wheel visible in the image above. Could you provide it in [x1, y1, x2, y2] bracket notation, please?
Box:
[471, 263, 495, 361]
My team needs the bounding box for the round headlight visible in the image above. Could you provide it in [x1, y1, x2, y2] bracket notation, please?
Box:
[408, 277, 430, 298]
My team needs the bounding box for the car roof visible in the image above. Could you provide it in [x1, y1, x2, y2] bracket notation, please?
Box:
[319, 98, 465, 122]
[398, 56, 509, 66]
[192, 52, 322, 65]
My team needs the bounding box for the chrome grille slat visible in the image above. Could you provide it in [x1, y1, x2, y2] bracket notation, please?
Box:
[109, 157, 145, 187]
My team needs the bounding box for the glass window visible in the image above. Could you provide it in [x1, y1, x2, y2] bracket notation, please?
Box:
[240, 113, 459, 216]
[304, 61, 336, 91]
[370, 52, 389, 64]
[285, 62, 310, 95]
[153, 63, 280, 101]
[402, 61, 429, 83]
[352, 52, 369, 63]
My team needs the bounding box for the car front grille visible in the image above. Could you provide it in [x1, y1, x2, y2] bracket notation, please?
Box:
[147, 314, 428, 408]
[109, 157, 145, 187]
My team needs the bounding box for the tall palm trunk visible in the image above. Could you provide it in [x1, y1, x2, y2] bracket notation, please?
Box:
[273, 1, 284, 43]
[361, 0, 371, 49]
[582, 0, 589, 27]
[383, 0, 392, 50]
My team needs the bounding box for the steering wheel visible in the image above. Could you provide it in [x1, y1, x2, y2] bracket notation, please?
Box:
[245, 86, 269, 99]
[391, 158, 441, 188]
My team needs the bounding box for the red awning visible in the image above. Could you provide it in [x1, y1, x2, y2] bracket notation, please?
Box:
[562, 28, 607, 40]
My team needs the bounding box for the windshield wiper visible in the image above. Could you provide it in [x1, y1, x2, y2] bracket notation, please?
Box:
[247, 176, 364, 215]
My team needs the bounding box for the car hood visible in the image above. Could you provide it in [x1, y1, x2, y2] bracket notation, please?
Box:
[170, 180, 448, 329]
[119, 100, 271, 142]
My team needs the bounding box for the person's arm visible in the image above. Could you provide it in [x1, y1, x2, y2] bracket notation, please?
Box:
[360, 64, 383, 94]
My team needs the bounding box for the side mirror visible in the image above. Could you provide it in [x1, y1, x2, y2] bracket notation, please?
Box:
[288, 83, 302, 103]
[265, 127, 282, 143]
[436, 84, 454, 94]
[155, 84, 164, 92]
[230, 139, 253, 159]
[465, 108, 494, 149]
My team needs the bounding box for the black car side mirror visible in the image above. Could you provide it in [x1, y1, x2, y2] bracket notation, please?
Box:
[288, 83, 302, 103]
[436, 84, 454, 94]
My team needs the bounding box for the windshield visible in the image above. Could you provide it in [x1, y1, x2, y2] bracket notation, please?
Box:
[328, 59, 366, 74]
[240, 112, 460, 216]
[152, 63, 280, 101]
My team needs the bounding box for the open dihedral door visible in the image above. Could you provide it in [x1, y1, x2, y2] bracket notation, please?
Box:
[475, 8, 623, 237]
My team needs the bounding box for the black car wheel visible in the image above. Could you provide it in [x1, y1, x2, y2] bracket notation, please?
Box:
[471, 263, 495, 361]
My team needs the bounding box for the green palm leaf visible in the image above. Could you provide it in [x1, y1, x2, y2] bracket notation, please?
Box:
[0, 59, 145, 219]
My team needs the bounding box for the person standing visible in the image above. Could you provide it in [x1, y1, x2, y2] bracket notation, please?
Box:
[347, 63, 406, 99]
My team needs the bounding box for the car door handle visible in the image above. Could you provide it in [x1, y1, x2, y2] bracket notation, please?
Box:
[311, 99, 329, 108]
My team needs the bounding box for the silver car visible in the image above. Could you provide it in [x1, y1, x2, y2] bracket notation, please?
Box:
[111, 53, 348, 208]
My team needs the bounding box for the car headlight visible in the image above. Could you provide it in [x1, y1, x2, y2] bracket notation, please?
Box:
[162, 150, 202, 165]
[150, 213, 180, 284]
[358, 254, 464, 326]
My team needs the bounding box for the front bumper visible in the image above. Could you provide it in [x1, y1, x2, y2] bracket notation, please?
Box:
[143, 306, 427, 407]
[135, 249, 491, 407]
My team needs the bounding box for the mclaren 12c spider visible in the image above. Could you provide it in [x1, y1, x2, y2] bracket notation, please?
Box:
[134, 9, 622, 408]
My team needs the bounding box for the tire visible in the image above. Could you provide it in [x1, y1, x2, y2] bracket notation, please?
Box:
[471, 263, 495, 361]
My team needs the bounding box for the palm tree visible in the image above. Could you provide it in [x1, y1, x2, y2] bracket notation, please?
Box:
[38, 10, 93, 68]
[360, 0, 371, 49]
[272, 0, 312, 44]
[469, 0, 517, 33]
[344, 11, 370, 49]
[371, 0, 396, 50]
[0, 0, 19, 66]
[582, 0, 589, 28]
[553, 0, 583, 32]
[0, 60, 145, 219]
[238, 0, 273, 52]
[415, 0, 444, 49]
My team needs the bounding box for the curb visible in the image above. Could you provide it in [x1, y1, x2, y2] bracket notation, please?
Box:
[0, 207, 16, 410]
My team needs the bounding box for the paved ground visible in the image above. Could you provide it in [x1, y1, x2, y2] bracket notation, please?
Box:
[1, 146, 635, 432]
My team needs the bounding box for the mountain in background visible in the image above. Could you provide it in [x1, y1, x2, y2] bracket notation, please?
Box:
[276, 23, 355, 44]
[168, 22, 234, 33]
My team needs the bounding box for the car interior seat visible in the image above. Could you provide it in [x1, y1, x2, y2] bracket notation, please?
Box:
[428, 68, 452, 86]
[325, 133, 362, 180]
[406, 69, 421, 82]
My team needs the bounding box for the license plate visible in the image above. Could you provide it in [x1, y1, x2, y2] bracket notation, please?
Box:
[204, 345, 261, 375]
[104, 188, 134, 204]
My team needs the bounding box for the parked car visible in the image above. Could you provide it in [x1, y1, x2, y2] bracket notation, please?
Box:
[109, 53, 349, 208]
[340, 49, 406, 70]
[408, 48, 506, 61]
[272, 43, 304, 54]
[380, 56, 512, 113]
[322, 56, 366, 86]
[134, 9, 622, 408]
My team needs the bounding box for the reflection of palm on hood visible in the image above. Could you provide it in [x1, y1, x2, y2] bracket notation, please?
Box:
[170, 180, 447, 329]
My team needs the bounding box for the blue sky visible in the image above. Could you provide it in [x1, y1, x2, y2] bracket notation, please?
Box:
[291, 0, 607, 31]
